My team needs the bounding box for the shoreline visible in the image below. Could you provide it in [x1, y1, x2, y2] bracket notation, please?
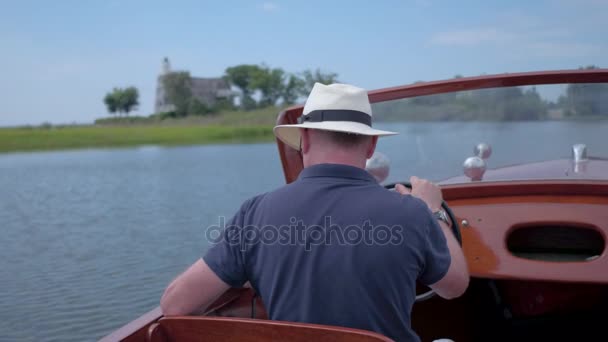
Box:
[3, 116, 607, 154]
[0, 124, 275, 154]
[1, 106, 283, 154]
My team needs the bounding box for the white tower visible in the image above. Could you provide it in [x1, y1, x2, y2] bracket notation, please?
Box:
[162, 57, 171, 75]
[155, 57, 174, 113]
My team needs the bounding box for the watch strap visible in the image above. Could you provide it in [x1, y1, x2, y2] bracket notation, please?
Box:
[433, 209, 450, 225]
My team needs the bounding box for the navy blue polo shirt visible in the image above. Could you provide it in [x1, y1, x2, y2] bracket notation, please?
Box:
[203, 163, 450, 341]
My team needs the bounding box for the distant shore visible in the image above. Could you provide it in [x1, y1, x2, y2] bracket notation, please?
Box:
[3, 105, 606, 154]
[0, 125, 276, 153]
[0, 107, 281, 153]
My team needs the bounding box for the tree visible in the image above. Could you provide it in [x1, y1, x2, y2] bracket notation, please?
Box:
[299, 68, 339, 96]
[251, 66, 286, 107]
[224, 65, 262, 109]
[188, 98, 211, 116]
[559, 65, 607, 117]
[161, 71, 192, 117]
[502, 87, 547, 121]
[224, 64, 340, 109]
[282, 74, 305, 105]
[119, 86, 139, 115]
[104, 91, 119, 116]
[103, 86, 139, 116]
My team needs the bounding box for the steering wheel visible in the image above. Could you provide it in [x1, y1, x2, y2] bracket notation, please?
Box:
[383, 182, 462, 302]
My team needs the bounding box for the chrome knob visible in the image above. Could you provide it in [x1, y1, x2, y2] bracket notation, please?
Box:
[366, 152, 390, 183]
[463, 156, 486, 181]
[475, 143, 492, 160]
[572, 144, 587, 162]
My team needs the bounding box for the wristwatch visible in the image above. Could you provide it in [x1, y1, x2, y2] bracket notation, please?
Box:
[433, 209, 450, 225]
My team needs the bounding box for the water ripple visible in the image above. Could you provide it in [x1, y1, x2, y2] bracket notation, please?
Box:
[0, 143, 284, 341]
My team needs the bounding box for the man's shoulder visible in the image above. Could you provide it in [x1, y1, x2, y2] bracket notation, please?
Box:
[371, 188, 435, 231]
[375, 186, 431, 212]
[239, 192, 269, 212]
[238, 182, 294, 213]
[239, 181, 433, 223]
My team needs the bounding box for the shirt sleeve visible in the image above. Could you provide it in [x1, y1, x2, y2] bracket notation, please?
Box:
[418, 209, 451, 286]
[203, 202, 250, 288]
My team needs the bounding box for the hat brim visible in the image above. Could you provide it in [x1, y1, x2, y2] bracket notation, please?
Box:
[273, 121, 398, 151]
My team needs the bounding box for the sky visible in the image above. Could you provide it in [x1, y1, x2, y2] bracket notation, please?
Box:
[1, 0, 606, 127]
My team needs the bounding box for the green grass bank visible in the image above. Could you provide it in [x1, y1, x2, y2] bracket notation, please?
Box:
[0, 125, 275, 153]
[0, 107, 283, 153]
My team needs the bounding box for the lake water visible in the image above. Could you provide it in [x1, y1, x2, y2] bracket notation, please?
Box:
[1, 121, 607, 341]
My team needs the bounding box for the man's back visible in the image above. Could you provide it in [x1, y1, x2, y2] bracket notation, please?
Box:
[161, 83, 467, 341]
[204, 164, 450, 341]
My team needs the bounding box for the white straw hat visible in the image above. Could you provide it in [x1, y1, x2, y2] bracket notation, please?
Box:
[273, 83, 398, 150]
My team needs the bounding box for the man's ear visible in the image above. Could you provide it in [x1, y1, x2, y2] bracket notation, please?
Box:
[366, 136, 379, 159]
[300, 128, 310, 154]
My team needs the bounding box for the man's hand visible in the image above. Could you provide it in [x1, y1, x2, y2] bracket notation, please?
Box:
[395, 176, 443, 212]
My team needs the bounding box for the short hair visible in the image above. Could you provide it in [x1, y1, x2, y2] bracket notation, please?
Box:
[317, 130, 370, 148]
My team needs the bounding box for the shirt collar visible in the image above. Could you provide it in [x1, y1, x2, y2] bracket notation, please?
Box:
[298, 163, 377, 182]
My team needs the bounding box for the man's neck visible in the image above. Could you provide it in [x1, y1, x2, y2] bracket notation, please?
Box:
[303, 155, 366, 169]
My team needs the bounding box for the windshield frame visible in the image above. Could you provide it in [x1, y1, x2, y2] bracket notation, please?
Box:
[276, 69, 608, 184]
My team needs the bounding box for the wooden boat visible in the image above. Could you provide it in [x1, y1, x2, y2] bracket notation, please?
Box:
[101, 69, 608, 341]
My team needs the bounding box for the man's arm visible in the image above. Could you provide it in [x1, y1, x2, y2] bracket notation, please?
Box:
[428, 219, 469, 299]
[161, 198, 253, 315]
[395, 177, 469, 299]
[160, 258, 230, 316]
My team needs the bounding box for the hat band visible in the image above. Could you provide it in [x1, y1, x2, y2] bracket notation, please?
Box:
[297, 110, 372, 127]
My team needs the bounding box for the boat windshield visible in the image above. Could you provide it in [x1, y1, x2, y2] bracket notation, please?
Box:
[370, 82, 608, 184]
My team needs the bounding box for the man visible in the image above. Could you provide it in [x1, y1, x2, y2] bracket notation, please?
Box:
[160, 83, 469, 341]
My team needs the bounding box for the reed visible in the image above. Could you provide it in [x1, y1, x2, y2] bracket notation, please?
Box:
[0, 106, 286, 153]
[0, 125, 275, 153]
